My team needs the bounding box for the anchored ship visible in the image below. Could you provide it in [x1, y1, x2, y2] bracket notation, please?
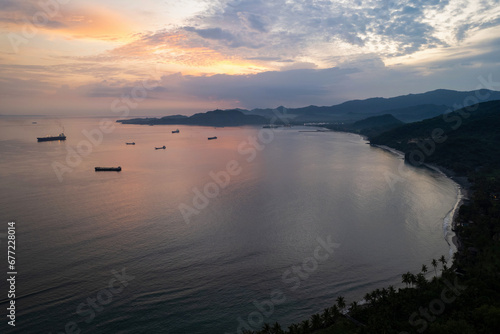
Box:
[95, 166, 122, 172]
[37, 133, 66, 142]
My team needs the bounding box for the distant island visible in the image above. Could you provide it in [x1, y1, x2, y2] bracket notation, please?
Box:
[117, 89, 500, 127]
[117, 109, 269, 127]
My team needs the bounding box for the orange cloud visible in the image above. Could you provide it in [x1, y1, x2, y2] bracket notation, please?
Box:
[105, 30, 271, 75]
[55, 5, 136, 41]
[0, 3, 136, 42]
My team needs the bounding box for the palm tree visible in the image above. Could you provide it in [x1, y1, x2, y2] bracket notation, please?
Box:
[271, 322, 283, 334]
[321, 307, 333, 326]
[261, 323, 271, 334]
[409, 272, 417, 288]
[421, 264, 428, 274]
[439, 255, 447, 270]
[311, 313, 322, 330]
[300, 319, 310, 333]
[364, 292, 373, 305]
[287, 323, 299, 334]
[349, 301, 358, 313]
[416, 273, 427, 288]
[336, 296, 346, 311]
[330, 305, 341, 320]
[402, 272, 410, 287]
[431, 259, 438, 276]
[381, 288, 388, 300]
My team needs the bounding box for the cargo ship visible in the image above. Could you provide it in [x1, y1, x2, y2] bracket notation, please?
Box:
[208, 136, 217, 140]
[95, 166, 121, 172]
[37, 133, 66, 142]
[172, 129, 180, 133]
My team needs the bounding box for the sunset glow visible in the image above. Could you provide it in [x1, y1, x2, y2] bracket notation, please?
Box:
[1, 0, 500, 115]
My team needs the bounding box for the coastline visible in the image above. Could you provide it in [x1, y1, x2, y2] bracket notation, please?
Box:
[422, 162, 471, 256]
[370, 143, 470, 259]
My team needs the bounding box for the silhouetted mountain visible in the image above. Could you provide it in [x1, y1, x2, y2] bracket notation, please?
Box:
[352, 114, 403, 130]
[247, 89, 500, 123]
[325, 114, 404, 137]
[370, 100, 500, 174]
[118, 89, 500, 127]
[117, 109, 268, 127]
[376, 104, 449, 123]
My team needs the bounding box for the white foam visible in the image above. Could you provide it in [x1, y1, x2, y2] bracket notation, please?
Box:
[443, 184, 463, 258]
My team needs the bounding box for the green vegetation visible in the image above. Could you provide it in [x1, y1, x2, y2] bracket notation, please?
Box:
[370, 100, 500, 174]
[324, 114, 404, 137]
[238, 100, 500, 333]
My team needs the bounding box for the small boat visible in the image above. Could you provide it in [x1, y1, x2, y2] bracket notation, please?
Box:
[126, 142, 135, 145]
[208, 136, 217, 140]
[263, 125, 279, 129]
[32, 122, 37, 124]
[95, 166, 121, 172]
[172, 129, 180, 133]
[37, 133, 66, 142]
[155, 145, 166, 150]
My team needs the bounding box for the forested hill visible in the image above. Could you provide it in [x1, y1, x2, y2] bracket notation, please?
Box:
[370, 100, 500, 175]
[117, 109, 268, 127]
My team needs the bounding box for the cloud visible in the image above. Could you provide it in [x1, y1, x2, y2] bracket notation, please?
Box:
[185, 26, 236, 42]
[237, 11, 269, 32]
[2, 0, 500, 116]
[0, 0, 136, 41]
[280, 61, 318, 71]
[170, 0, 500, 64]
[0, 75, 56, 97]
[149, 66, 360, 108]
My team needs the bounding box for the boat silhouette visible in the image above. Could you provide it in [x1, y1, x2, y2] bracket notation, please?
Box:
[95, 166, 121, 172]
[37, 133, 66, 142]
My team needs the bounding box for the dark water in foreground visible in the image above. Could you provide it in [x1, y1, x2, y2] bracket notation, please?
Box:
[0, 117, 458, 333]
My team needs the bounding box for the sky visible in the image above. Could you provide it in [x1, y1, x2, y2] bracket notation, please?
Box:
[1, 0, 500, 116]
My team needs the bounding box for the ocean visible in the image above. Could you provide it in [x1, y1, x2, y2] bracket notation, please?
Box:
[0, 117, 459, 333]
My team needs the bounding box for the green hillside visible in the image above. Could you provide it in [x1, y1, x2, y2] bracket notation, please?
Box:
[324, 114, 404, 137]
[370, 100, 500, 174]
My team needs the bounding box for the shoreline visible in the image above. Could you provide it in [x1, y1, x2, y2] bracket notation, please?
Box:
[370, 143, 470, 259]
[420, 163, 471, 256]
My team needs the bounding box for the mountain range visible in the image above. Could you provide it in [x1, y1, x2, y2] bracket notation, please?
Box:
[117, 89, 500, 127]
[244, 89, 500, 123]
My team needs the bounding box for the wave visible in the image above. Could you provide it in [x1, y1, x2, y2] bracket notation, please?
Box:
[443, 184, 463, 258]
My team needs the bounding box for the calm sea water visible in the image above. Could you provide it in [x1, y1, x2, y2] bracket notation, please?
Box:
[0, 117, 458, 334]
